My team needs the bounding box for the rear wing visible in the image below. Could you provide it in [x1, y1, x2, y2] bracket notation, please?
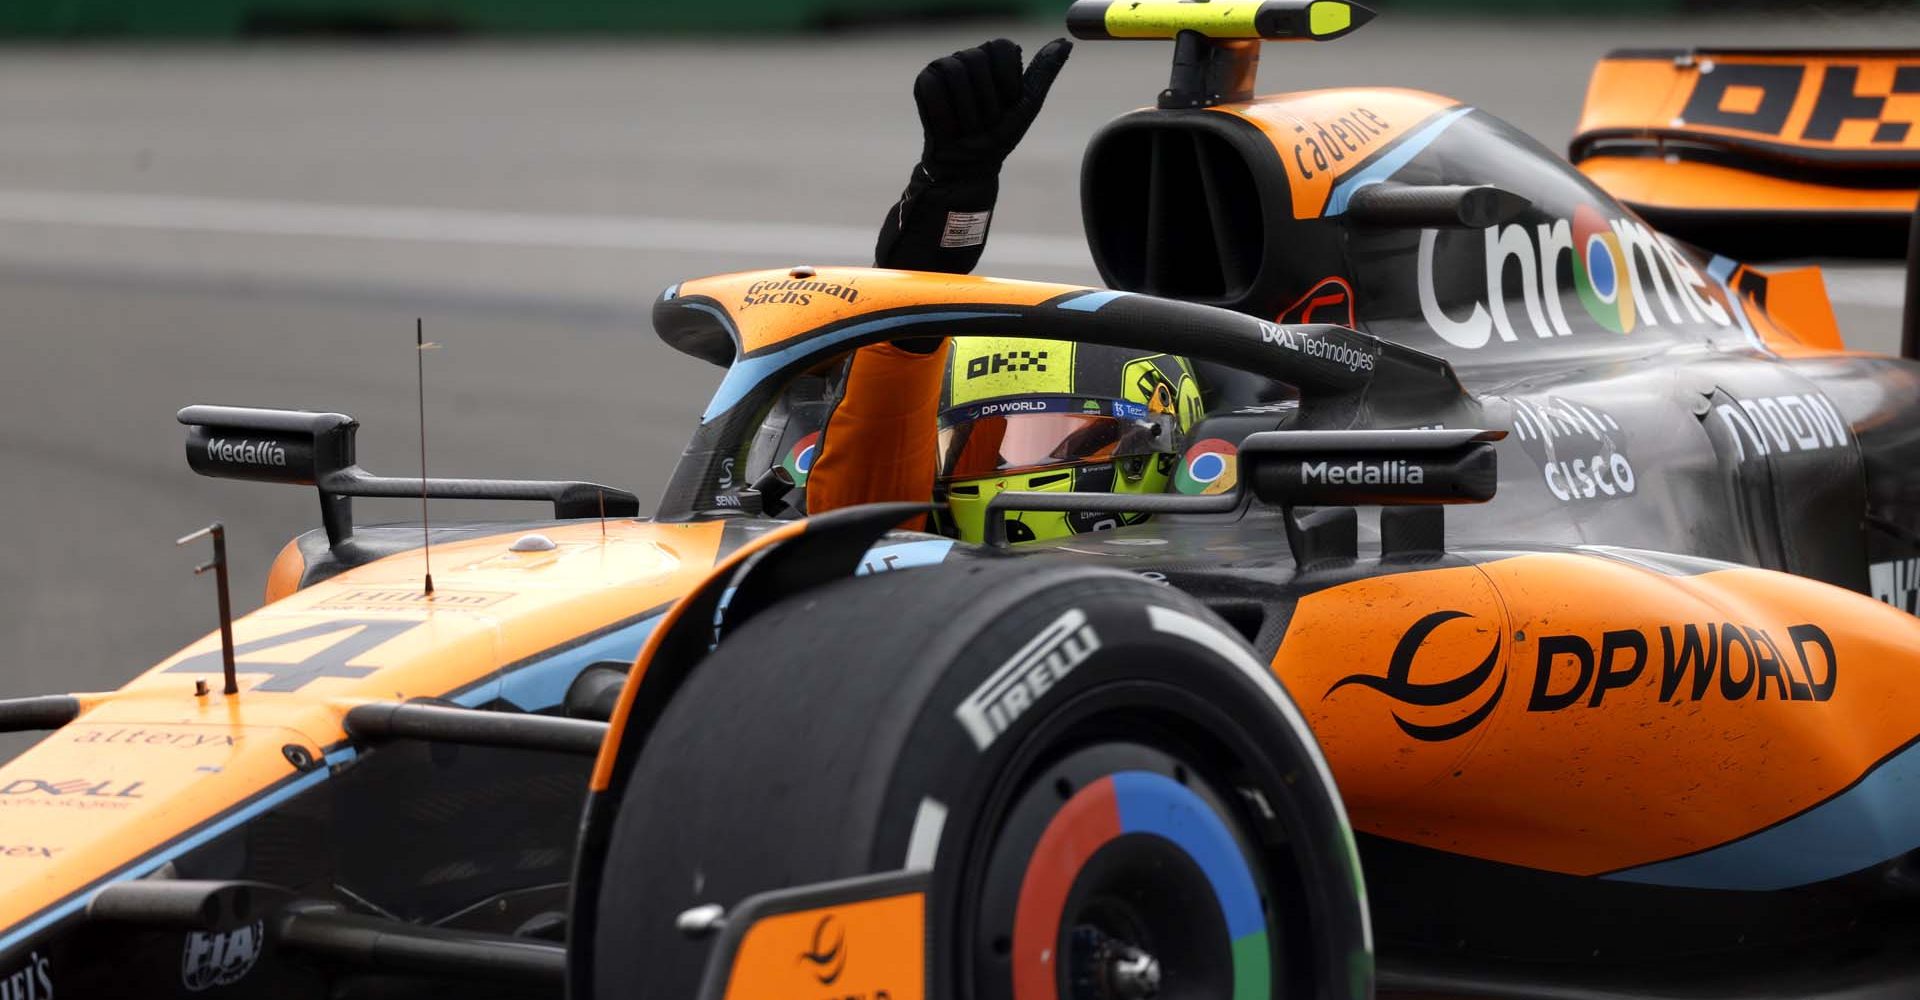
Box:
[1569, 48, 1919, 259]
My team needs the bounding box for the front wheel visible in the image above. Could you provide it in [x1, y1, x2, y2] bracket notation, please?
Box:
[590, 561, 1371, 1000]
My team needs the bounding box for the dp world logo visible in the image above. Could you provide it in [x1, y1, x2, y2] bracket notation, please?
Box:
[800, 914, 847, 984]
[1324, 610, 1504, 742]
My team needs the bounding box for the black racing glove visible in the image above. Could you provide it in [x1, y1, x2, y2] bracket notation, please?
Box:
[875, 37, 1072, 278]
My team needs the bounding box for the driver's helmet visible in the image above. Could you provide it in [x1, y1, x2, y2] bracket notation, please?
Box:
[937, 337, 1202, 544]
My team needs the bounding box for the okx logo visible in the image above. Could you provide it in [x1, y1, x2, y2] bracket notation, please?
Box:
[1324, 610, 1505, 742]
[966, 350, 1048, 379]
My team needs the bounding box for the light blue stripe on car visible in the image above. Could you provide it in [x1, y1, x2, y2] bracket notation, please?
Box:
[0, 746, 358, 957]
[701, 311, 1019, 422]
[856, 539, 955, 575]
[1057, 290, 1129, 312]
[1606, 738, 1920, 891]
[474, 614, 663, 712]
[1323, 106, 1475, 217]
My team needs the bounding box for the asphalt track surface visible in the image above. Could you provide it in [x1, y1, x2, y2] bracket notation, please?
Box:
[1, 13, 1915, 761]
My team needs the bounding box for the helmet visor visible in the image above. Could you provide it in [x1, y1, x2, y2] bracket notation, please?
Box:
[937, 397, 1175, 482]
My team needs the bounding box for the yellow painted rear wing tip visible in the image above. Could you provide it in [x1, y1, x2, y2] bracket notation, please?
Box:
[1066, 0, 1375, 42]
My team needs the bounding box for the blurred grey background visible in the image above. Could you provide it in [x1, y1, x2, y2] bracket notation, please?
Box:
[0, 2, 1915, 752]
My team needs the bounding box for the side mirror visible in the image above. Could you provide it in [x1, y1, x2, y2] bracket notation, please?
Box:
[1241, 428, 1502, 506]
[1242, 428, 1504, 566]
[179, 405, 640, 547]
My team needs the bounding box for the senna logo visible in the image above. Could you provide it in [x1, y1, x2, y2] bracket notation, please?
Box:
[1326, 610, 1504, 742]
[800, 915, 848, 985]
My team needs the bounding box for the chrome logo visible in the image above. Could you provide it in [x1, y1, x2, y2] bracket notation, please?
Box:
[1174, 438, 1237, 495]
[1572, 204, 1635, 334]
[780, 430, 821, 487]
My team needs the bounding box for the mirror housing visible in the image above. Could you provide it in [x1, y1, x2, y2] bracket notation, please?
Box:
[1243, 428, 1503, 507]
[179, 405, 641, 547]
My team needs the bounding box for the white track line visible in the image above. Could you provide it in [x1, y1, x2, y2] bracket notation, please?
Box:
[0, 188, 1089, 270]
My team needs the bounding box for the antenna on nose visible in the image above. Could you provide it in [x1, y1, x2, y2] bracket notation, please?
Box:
[417, 318, 440, 596]
[177, 522, 238, 696]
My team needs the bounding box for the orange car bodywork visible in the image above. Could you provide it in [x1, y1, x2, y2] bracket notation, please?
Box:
[1572, 51, 1920, 220]
[1280, 551, 1920, 878]
[0, 519, 726, 943]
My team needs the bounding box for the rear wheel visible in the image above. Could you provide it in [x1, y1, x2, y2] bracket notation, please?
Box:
[590, 561, 1369, 1000]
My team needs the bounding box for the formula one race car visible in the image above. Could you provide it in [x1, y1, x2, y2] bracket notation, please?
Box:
[2, 4, 1918, 1000]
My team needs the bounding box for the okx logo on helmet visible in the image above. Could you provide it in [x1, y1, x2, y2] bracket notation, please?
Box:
[937, 337, 1200, 545]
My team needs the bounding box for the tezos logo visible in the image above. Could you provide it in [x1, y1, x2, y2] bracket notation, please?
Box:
[182, 921, 265, 992]
[1325, 610, 1504, 742]
[0, 951, 52, 1000]
[800, 915, 847, 985]
[956, 608, 1101, 750]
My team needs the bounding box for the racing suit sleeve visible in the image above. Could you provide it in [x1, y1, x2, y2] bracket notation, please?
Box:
[806, 38, 1071, 523]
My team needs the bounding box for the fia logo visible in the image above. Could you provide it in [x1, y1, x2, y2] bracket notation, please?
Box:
[182, 920, 265, 992]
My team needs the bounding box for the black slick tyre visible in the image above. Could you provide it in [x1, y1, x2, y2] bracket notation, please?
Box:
[590, 560, 1371, 1000]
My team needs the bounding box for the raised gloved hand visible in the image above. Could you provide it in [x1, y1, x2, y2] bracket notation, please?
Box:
[914, 37, 1073, 183]
[876, 37, 1072, 276]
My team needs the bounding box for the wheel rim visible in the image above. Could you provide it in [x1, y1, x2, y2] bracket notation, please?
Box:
[972, 742, 1275, 1000]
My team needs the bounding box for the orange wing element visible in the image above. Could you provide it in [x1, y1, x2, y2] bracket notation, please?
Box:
[1209, 88, 1461, 219]
[1572, 50, 1920, 220]
[673, 268, 1087, 355]
[262, 536, 306, 604]
[1580, 157, 1920, 216]
[1727, 263, 1849, 354]
[806, 342, 952, 529]
[717, 891, 925, 1000]
[0, 519, 727, 935]
[1277, 552, 1920, 876]
[1577, 51, 1920, 156]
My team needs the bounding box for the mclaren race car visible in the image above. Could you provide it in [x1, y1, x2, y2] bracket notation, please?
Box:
[3, 3, 1918, 999]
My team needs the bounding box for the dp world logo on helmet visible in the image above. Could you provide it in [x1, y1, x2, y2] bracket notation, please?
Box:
[181, 920, 264, 992]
